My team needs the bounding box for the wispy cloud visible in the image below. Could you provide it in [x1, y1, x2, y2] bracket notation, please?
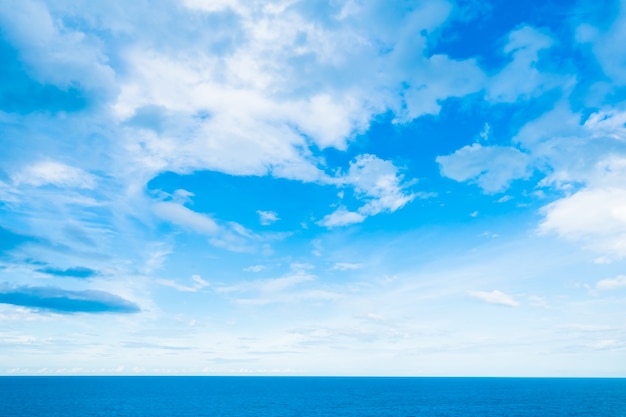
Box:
[596, 275, 626, 290]
[0, 285, 140, 314]
[332, 263, 363, 271]
[244, 265, 265, 273]
[35, 266, 98, 279]
[468, 290, 520, 307]
[257, 210, 279, 225]
[157, 275, 209, 293]
[12, 161, 95, 189]
[153, 202, 219, 235]
[320, 154, 416, 227]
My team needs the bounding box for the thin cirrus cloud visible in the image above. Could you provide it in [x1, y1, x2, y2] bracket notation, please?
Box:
[596, 276, 626, 290]
[468, 290, 520, 308]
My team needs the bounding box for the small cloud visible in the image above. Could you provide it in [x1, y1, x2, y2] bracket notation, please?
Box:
[291, 263, 314, 270]
[588, 339, 623, 350]
[496, 195, 513, 203]
[217, 271, 315, 295]
[257, 210, 279, 225]
[157, 274, 210, 292]
[318, 207, 365, 228]
[437, 144, 531, 193]
[468, 290, 520, 307]
[173, 189, 194, 204]
[0, 284, 140, 314]
[244, 265, 265, 273]
[13, 161, 95, 189]
[320, 155, 416, 228]
[596, 275, 626, 290]
[469, 211, 478, 217]
[528, 295, 547, 307]
[332, 262, 363, 271]
[312, 239, 322, 257]
[153, 202, 219, 235]
[36, 266, 98, 279]
[479, 122, 491, 142]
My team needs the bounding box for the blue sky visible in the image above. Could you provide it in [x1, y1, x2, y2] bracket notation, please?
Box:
[1, 0, 625, 376]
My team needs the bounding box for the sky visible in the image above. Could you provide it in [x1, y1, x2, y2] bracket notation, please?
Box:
[0, 0, 625, 377]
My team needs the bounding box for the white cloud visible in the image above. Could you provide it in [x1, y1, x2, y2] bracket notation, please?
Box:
[487, 26, 560, 103]
[182, 0, 241, 13]
[104, 0, 487, 185]
[244, 265, 265, 273]
[345, 154, 416, 215]
[257, 210, 279, 226]
[468, 290, 520, 307]
[506, 101, 626, 260]
[0, 0, 115, 97]
[157, 274, 210, 292]
[437, 144, 532, 193]
[215, 270, 324, 304]
[320, 154, 416, 227]
[332, 263, 363, 271]
[153, 202, 219, 235]
[596, 275, 626, 290]
[318, 207, 365, 228]
[539, 187, 626, 259]
[13, 161, 95, 189]
[528, 295, 547, 307]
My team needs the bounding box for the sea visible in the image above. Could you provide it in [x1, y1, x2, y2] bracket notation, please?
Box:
[1, 377, 625, 416]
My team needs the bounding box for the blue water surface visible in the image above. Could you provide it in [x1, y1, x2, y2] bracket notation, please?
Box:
[1, 377, 625, 416]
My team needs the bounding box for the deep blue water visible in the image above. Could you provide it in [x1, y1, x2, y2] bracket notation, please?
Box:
[1, 377, 625, 416]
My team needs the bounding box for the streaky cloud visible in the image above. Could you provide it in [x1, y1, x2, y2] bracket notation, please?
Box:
[35, 266, 98, 279]
[468, 290, 520, 307]
[0, 284, 140, 314]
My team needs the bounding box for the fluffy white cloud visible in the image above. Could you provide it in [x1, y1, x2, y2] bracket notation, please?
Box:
[525, 103, 626, 259]
[0, 0, 116, 98]
[103, 0, 488, 185]
[332, 263, 363, 271]
[318, 207, 365, 228]
[319, 154, 416, 227]
[468, 290, 520, 307]
[12, 161, 96, 189]
[345, 154, 416, 215]
[153, 202, 219, 235]
[596, 275, 626, 290]
[437, 144, 532, 193]
[257, 210, 279, 225]
[540, 187, 626, 258]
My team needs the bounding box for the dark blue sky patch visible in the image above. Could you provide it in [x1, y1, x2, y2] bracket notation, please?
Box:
[35, 266, 98, 279]
[0, 285, 140, 314]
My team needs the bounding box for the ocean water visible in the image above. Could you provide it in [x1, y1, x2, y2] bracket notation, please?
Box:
[1, 377, 625, 416]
